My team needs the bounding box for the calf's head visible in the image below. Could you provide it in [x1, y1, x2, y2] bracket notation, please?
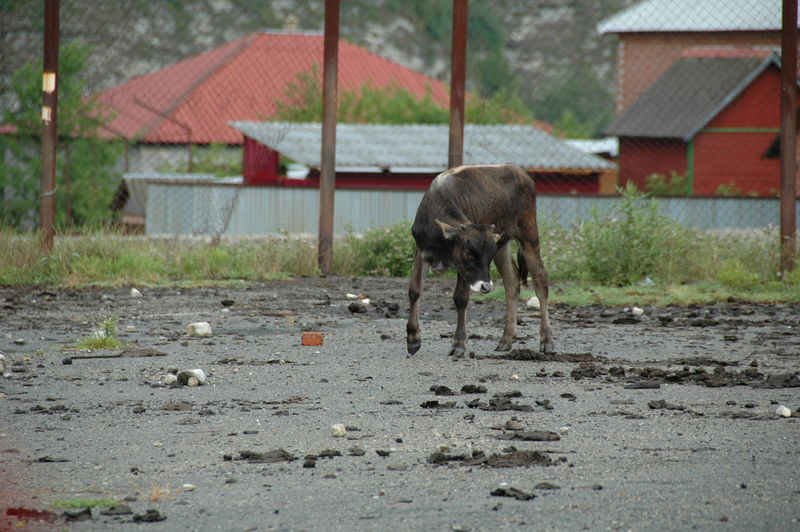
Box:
[436, 219, 501, 294]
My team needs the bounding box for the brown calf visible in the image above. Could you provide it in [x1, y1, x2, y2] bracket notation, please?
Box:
[406, 163, 554, 356]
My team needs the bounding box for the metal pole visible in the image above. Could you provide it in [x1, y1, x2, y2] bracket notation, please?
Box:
[448, 0, 468, 169]
[780, 0, 797, 275]
[39, 0, 60, 253]
[318, 0, 339, 274]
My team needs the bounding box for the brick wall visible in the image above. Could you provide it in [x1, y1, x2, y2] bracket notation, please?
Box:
[615, 30, 783, 113]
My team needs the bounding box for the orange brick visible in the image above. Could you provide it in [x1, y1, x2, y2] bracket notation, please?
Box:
[301, 331, 323, 346]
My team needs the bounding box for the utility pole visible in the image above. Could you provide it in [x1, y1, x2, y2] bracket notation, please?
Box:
[40, 0, 60, 253]
[780, 0, 798, 275]
[318, 0, 339, 274]
[448, 0, 468, 169]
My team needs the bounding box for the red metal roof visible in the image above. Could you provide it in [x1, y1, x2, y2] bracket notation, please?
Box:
[95, 31, 450, 145]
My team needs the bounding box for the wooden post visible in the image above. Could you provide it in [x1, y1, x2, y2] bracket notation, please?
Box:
[318, 0, 339, 274]
[39, 0, 60, 253]
[780, 0, 797, 274]
[448, 0, 468, 169]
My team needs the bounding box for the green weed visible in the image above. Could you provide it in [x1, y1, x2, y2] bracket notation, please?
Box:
[50, 497, 118, 509]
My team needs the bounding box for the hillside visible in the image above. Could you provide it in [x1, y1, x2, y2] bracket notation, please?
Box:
[1, 0, 635, 135]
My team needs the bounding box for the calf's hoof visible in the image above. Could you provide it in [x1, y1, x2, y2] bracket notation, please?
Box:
[407, 339, 421, 355]
[448, 346, 466, 358]
[495, 341, 512, 352]
[540, 340, 555, 354]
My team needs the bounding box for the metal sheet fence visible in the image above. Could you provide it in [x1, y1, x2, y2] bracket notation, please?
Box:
[146, 183, 800, 238]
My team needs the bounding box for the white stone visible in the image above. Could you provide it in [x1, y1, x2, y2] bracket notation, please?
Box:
[331, 423, 347, 437]
[186, 322, 212, 337]
[776, 405, 792, 418]
[0, 353, 6, 377]
[632, 306, 644, 316]
[125, 325, 137, 333]
[130, 288, 143, 298]
[526, 296, 540, 309]
[163, 374, 178, 386]
[559, 426, 570, 435]
[510, 374, 520, 381]
[177, 369, 206, 386]
[181, 484, 197, 491]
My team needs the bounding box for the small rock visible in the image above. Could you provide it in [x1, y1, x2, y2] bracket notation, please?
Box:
[177, 369, 206, 386]
[526, 296, 540, 309]
[181, 484, 197, 491]
[775, 405, 792, 418]
[331, 423, 347, 437]
[101, 504, 133, 516]
[510, 374, 520, 381]
[13, 338, 25, 345]
[163, 374, 178, 386]
[631, 306, 644, 316]
[504, 420, 524, 431]
[125, 325, 138, 333]
[133, 509, 166, 522]
[185, 322, 212, 337]
[348, 301, 368, 314]
[0, 353, 7, 377]
[63, 507, 92, 521]
[130, 288, 142, 298]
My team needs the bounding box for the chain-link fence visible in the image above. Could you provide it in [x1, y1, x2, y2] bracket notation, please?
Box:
[1, 0, 797, 237]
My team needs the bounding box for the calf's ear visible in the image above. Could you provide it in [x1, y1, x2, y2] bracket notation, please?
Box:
[435, 219, 460, 240]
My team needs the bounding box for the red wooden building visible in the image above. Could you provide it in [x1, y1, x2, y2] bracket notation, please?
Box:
[230, 121, 617, 194]
[605, 49, 797, 196]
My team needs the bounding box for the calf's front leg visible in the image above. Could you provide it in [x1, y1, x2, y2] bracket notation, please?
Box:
[449, 274, 471, 357]
[406, 251, 426, 355]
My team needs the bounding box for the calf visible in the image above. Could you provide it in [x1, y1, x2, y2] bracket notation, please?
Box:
[406, 163, 554, 356]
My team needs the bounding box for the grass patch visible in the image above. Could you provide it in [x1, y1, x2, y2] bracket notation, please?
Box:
[1, 202, 799, 307]
[50, 497, 118, 509]
[75, 315, 125, 350]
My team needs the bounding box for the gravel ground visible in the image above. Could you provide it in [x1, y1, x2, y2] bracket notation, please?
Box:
[1, 276, 799, 531]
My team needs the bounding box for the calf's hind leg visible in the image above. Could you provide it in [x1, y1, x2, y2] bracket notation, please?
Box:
[493, 243, 518, 351]
[520, 240, 555, 353]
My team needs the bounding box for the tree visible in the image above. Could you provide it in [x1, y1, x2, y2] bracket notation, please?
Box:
[271, 64, 533, 125]
[0, 42, 123, 229]
[532, 65, 615, 138]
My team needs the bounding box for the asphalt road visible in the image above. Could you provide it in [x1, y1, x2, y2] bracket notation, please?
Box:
[1, 277, 798, 531]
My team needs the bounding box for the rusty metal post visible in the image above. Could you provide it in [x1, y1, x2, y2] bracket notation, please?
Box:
[318, 0, 339, 274]
[448, 0, 468, 169]
[39, 0, 60, 253]
[780, 0, 798, 275]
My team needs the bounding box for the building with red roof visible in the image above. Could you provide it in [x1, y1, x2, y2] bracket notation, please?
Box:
[95, 30, 450, 172]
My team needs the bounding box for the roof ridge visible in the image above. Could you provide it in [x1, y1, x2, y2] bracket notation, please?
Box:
[137, 33, 258, 141]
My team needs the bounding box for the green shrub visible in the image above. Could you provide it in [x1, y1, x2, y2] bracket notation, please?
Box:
[644, 171, 689, 196]
[576, 184, 697, 285]
[716, 259, 762, 290]
[344, 221, 416, 277]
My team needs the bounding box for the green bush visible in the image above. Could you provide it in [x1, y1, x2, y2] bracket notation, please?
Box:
[343, 221, 416, 277]
[716, 259, 762, 290]
[576, 184, 697, 285]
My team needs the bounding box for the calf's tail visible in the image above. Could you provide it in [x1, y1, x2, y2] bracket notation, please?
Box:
[516, 246, 529, 288]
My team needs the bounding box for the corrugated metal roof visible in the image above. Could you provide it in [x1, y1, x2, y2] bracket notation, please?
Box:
[95, 31, 449, 144]
[229, 122, 616, 172]
[604, 54, 777, 140]
[598, 0, 795, 34]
